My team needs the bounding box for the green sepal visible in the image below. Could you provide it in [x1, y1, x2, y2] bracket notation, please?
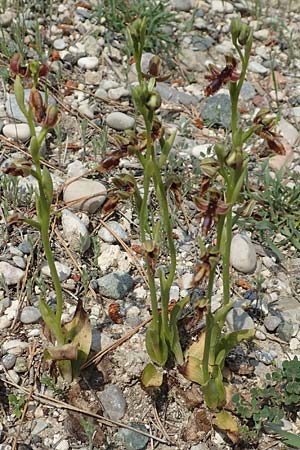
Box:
[42, 166, 53, 204]
[30, 136, 40, 162]
[159, 130, 176, 168]
[14, 75, 28, 118]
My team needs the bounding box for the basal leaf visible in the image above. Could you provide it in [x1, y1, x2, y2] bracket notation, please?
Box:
[146, 321, 168, 366]
[141, 363, 163, 388]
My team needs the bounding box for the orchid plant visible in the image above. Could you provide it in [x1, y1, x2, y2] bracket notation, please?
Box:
[5, 55, 91, 382]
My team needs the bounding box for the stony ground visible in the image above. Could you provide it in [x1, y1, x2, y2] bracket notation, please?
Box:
[0, 0, 300, 449]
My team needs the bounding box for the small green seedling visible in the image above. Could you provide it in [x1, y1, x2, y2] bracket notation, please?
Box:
[8, 394, 26, 419]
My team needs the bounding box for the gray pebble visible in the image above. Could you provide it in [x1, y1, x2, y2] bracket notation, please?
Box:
[106, 112, 135, 131]
[63, 179, 107, 213]
[226, 307, 255, 331]
[5, 89, 56, 122]
[97, 272, 134, 300]
[118, 422, 149, 450]
[53, 38, 66, 50]
[41, 261, 71, 282]
[78, 56, 98, 70]
[98, 221, 128, 244]
[202, 93, 232, 129]
[12, 256, 26, 269]
[14, 356, 28, 373]
[2, 353, 16, 369]
[255, 350, 274, 365]
[277, 321, 294, 342]
[20, 306, 41, 324]
[99, 384, 127, 420]
[0, 261, 24, 285]
[263, 315, 281, 332]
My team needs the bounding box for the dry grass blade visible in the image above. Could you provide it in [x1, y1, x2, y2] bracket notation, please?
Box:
[2, 375, 170, 445]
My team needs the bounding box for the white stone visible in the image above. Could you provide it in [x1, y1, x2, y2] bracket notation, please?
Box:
[211, 0, 234, 12]
[53, 38, 66, 50]
[97, 244, 131, 273]
[190, 143, 212, 158]
[0, 316, 11, 330]
[2, 339, 29, 354]
[78, 102, 94, 119]
[56, 440, 69, 450]
[230, 234, 257, 274]
[253, 29, 269, 41]
[62, 209, 90, 252]
[67, 160, 86, 179]
[77, 56, 98, 70]
[41, 261, 71, 281]
[98, 221, 128, 243]
[20, 306, 42, 324]
[3, 123, 31, 143]
[0, 262, 24, 285]
[0, 11, 14, 27]
[108, 87, 130, 100]
[99, 80, 119, 91]
[63, 179, 107, 213]
[290, 337, 300, 351]
[248, 61, 269, 75]
[277, 118, 299, 145]
[106, 112, 135, 131]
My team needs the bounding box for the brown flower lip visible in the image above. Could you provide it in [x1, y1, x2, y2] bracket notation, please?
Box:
[204, 55, 239, 97]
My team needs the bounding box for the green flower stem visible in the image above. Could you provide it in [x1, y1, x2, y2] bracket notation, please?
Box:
[223, 207, 232, 306]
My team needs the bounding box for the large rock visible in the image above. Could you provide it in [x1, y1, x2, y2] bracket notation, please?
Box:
[63, 179, 107, 213]
[230, 234, 257, 274]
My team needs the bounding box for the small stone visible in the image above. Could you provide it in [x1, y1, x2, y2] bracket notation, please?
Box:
[99, 384, 127, 420]
[7, 369, 20, 384]
[32, 419, 48, 435]
[277, 321, 294, 342]
[248, 61, 269, 75]
[171, 0, 192, 11]
[156, 82, 198, 106]
[118, 422, 149, 450]
[41, 261, 71, 282]
[240, 81, 256, 100]
[97, 272, 134, 300]
[12, 256, 26, 269]
[190, 444, 209, 450]
[77, 56, 98, 70]
[56, 440, 69, 450]
[67, 160, 85, 179]
[190, 143, 212, 158]
[78, 102, 94, 119]
[98, 221, 128, 243]
[0, 261, 24, 285]
[226, 307, 255, 331]
[2, 339, 29, 355]
[3, 123, 31, 143]
[14, 356, 27, 373]
[84, 71, 101, 85]
[97, 244, 130, 273]
[62, 209, 90, 252]
[255, 330, 266, 340]
[269, 143, 294, 172]
[277, 118, 299, 146]
[202, 93, 232, 128]
[0, 11, 14, 27]
[0, 316, 11, 330]
[2, 353, 16, 369]
[253, 29, 269, 41]
[99, 80, 119, 91]
[63, 179, 107, 213]
[264, 315, 281, 332]
[106, 112, 135, 131]
[53, 38, 66, 50]
[108, 87, 130, 100]
[19, 240, 33, 254]
[255, 350, 274, 365]
[211, 0, 234, 12]
[290, 337, 300, 351]
[95, 87, 108, 98]
[20, 306, 41, 324]
[230, 234, 257, 274]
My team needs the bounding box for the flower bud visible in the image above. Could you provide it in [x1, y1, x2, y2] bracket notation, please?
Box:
[38, 63, 49, 78]
[29, 88, 45, 123]
[200, 157, 220, 178]
[230, 17, 242, 43]
[44, 105, 59, 128]
[10, 53, 28, 77]
[146, 92, 161, 111]
[238, 23, 251, 46]
[148, 55, 161, 77]
[214, 143, 228, 163]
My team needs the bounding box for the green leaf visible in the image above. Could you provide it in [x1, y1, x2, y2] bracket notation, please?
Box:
[42, 166, 54, 204]
[180, 355, 205, 385]
[202, 369, 225, 409]
[63, 299, 92, 379]
[14, 75, 28, 118]
[213, 410, 239, 433]
[168, 297, 189, 365]
[141, 363, 163, 387]
[145, 320, 168, 366]
[267, 424, 300, 448]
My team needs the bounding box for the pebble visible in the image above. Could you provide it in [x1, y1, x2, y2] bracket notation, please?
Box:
[84, 35, 101, 56]
[7, 369, 20, 384]
[269, 143, 294, 172]
[97, 272, 134, 299]
[108, 87, 130, 100]
[84, 71, 101, 85]
[95, 87, 108, 98]
[253, 29, 269, 41]
[77, 56, 98, 70]
[277, 321, 294, 342]
[12, 256, 26, 269]
[0, 11, 14, 27]
[62, 209, 90, 252]
[264, 315, 281, 332]
[226, 307, 255, 331]
[277, 118, 299, 146]
[248, 61, 269, 74]
[0, 262, 24, 285]
[14, 356, 28, 373]
[230, 234, 257, 274]
[240, 81, 256, 100]
[19, 240, 33, 254]
[3, 123, 31, 143]
[78, 102, 94, 119]
[20, 306, 41, 324]
[2, 339, 29, 354]
[202, 93, 232, 128]
[63, 179, 107, 213]
[118, 423, 149, 450]
[98, 221, 129, 244]
[211, 0, 234, 12]
[67, 160, 86, 179]
[290, 337, 300, 351]
[106, 112, 135, 131]
[1, 353, 16, 370]
[255, 350, 274, 365]
[53, 38, 66, 50]
[56, 440, 69, 450]
[190, 143, 212, 158]
[99, 384, 127, 420]
[190, 444, 209, 450]
[171, 0, 192, 11]
[156, 82, 198, 106]
[5, 89, 56, 122]
[32, 419, 48, 435]
[41, 261, 71, 282]
[0, 317, 11, 330]
[97, 244, 131, 273]
[100, 80, 119, 91]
